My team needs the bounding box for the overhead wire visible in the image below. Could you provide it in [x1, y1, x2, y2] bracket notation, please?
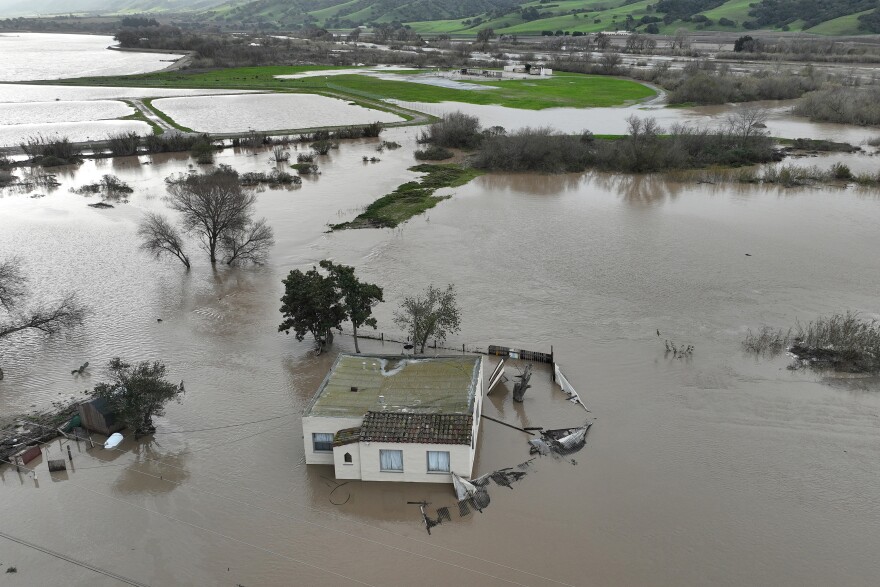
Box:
[0, 530, 151, 587]
[9, 417, 575, 587]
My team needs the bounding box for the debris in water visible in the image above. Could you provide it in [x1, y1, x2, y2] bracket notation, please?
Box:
[512, 363, 532, 402]
[436, 507, 451, 523]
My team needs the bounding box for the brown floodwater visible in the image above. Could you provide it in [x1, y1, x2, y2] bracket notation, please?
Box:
[2, 125, 880, 586]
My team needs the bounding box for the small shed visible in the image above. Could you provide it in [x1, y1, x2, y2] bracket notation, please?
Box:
[77, 398, 124, 435]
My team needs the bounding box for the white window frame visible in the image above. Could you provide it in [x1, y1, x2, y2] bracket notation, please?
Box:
[312, 432, 334, 452]
[426, 450, 451, 473]
[379, 449, 404, 472]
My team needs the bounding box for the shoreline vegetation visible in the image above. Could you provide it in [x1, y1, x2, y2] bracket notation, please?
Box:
[743, 313, 880, 374]
[331, 164, 482, 229]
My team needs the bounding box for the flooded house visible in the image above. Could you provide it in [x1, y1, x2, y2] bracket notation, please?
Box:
[301, 354, 484, 483]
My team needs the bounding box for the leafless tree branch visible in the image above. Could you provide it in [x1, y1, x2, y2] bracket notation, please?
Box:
[137, 212, 191, 269]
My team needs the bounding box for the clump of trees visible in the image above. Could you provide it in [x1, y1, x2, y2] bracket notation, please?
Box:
[107, 132, 215, 157]
[793, 87, 880, 126]
[394, 284, 461, 354]
[20, 135, 82, 167]
[139, 166, 275, 268]
[0, 257, 86, 378]
[418, 112, 484, 149]
[278, 261, 383, 354]
[468, 111, 778, 173]
[91, 358, 184, 438]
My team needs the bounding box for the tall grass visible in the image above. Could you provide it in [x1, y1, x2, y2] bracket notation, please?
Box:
[791, 312, 880, 372]
[743, 326, 792, 356]
[20, 135, 82, 166]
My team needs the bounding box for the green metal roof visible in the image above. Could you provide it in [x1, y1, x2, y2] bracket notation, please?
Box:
[304, 354, 481, 418]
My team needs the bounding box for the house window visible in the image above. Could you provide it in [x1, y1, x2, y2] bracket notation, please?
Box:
[344, 452, 353, 464]
[312, 433, 334, 452]
[379, 449, 404, 472]
[427, 451, 450, 473]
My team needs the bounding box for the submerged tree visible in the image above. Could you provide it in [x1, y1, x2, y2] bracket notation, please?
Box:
[319, 260, 383, 354]
[92, 358, 184, 438]
[141, 166, 275, 267]
[393, 284, 461, 354]
[278, 266, 346, 353]
[165, 166, 273, 265]
[138, 212, 191, 269]
[0, 257, 86, 378]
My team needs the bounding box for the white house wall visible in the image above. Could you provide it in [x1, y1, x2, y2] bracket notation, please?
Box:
[357, 441, 472, 483]
[302, 415, 362, 465]
[333, 444, 362, 479]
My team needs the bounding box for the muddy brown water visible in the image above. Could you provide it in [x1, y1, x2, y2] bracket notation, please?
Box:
[2, 127, 880, 586]
[2, 34, 880, 587]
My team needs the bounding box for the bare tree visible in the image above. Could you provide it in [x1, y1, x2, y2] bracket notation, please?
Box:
[0, 257, 86, 377]
[165, 167, 258, 264]
[221, 218, 275, 265]
[726, 106, 769, 147]
[393, 284, 461, 353]
[672, 28, 691, 52]
[599, 52, 622, 75]
[138, 212, 191, 269]
[0, 256, 27, 312]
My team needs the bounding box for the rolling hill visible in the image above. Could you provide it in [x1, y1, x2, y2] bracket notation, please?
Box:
[3, 0, 880, 35]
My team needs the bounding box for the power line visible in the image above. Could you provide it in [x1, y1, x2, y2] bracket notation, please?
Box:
[0, 530, 151, 587]
[9, 420, 574, 586]
[153, 412, 296, 434]
[68, 482, 379, 587]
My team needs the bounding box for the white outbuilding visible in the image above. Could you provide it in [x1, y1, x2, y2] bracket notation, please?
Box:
[301, 354, 484, 484]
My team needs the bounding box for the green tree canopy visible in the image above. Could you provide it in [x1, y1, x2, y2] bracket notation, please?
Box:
[319, 260, 383, 354]
[278, 266, 346, 353]
[92, 358, 184, 437]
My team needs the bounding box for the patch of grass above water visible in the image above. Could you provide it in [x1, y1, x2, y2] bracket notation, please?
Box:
[143, 98, 194, 133]
[332, 164, 482, 230]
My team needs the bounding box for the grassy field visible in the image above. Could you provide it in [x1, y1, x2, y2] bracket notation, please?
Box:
[52, 67, 656, 110]
[328, 73, 655, 108]
[333, 164, 482, 229]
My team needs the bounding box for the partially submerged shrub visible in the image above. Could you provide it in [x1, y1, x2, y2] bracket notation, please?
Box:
[831, 162, 853, 180]
[414, 145, 454, 161]
[107, 131, 141, 156]
[790, 312, 880, 373]
[310, 140, 335, 155]
[292, 162, 319, 175]
[418, 112, 483, 149]
[20, 135, 82, 166]
[73, 174, 133, 198]
[743, 326, 791, 356]
[296, 152, 315, 163]
[190, 137, 216, 164]
[239, 170, 300, 186]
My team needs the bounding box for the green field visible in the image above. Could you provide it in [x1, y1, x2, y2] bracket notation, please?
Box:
[51, 66, 656, 110]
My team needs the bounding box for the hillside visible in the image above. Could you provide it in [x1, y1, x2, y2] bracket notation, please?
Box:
[0, 0, 227, 17]
[4, 0, 880, 35]
[203, 0, 880, 35]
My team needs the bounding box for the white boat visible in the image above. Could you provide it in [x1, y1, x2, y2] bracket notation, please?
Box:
[103, 433, 123, 449]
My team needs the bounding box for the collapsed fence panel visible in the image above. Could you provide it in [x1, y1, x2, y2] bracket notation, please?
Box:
[554, 363, 589, 412]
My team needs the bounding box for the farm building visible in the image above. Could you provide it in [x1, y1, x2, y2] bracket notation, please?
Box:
[302, 354, 484, 484]
[77, 397, 124, 436]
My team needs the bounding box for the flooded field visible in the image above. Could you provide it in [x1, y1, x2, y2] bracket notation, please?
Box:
[398, 99, 880, 144]
[0, 33, 183, 82]
[3, 32, 880, 587]
[151, 93, 404, 134]
[2, 126, 880, 586]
